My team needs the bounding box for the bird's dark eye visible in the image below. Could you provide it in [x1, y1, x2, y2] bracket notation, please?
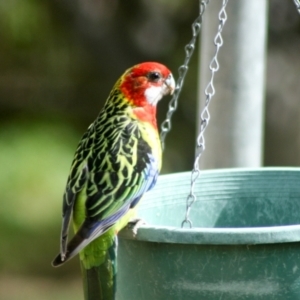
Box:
[147, 72, 161, 82]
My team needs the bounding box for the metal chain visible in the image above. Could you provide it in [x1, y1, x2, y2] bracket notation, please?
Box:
[160, 0, 210, 150]
[294, 0, 300, 14]
[182, 0, 229, 228]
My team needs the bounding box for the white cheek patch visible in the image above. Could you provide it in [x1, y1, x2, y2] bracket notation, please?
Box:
[144, 86, 164, 106]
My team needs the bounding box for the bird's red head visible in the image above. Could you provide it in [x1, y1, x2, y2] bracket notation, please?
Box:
[120, 62, 175, 108]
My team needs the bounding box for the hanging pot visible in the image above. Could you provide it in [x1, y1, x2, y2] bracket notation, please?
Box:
[117, 168, 300, 300]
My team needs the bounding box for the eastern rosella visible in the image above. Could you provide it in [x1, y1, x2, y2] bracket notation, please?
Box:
[52, 62, 175, 300]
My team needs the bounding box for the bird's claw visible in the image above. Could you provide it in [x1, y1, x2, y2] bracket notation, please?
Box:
[127, 218, 147, 236]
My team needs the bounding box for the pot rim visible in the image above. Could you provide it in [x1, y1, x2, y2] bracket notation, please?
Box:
[120, 168, 300, 245]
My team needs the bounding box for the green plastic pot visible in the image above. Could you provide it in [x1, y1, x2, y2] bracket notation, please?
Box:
[117, 168, 300, 300]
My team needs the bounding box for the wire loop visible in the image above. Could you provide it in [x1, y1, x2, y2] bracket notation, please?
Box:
[294, 0, 300, 14]
[181, 0, 229, 228]
[160, 0, 210, 150]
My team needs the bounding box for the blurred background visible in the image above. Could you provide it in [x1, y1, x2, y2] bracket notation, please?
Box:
[0, 0, 299, 299]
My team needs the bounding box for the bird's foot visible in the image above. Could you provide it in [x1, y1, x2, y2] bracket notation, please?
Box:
[127, 218, 147, 236]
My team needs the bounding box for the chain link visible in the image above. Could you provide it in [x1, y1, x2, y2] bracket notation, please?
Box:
[181, 0, 229, 228]
[160, 0, 210, 150]
[294, 0, 300, 14]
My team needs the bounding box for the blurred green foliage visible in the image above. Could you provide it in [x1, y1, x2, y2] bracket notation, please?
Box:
[0, 122, 74, 229]
[0, 121, 83, 298]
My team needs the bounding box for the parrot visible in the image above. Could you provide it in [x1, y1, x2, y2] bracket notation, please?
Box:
[52, 62, 175, 300]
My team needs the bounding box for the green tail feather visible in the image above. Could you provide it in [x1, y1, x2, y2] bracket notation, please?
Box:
[80, 234, 118, 300]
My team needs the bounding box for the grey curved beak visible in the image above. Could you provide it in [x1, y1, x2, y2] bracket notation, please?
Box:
[164, 74, 176, 95]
